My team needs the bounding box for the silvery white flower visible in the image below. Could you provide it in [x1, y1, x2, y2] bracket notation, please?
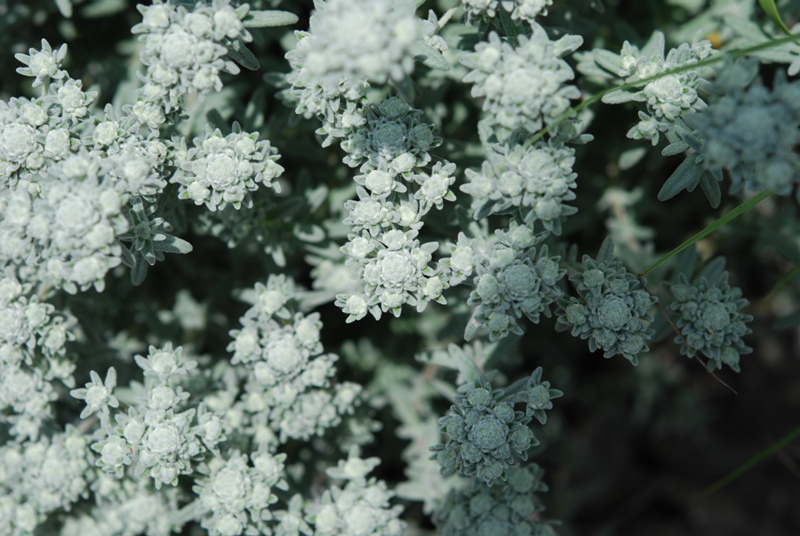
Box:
[461, 26, 583, 140]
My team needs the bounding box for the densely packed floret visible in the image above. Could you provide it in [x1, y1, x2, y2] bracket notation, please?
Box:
[132, 0, 252, 120]
[556, 239, 657, 365]
[460, 141, 578, 234]
[668, 259, 752, 372]
[432, 376, 537, 485]
[228, 275, 364, 447]
[433, 463, 558, 536]
[442, 221, 566, 341]
[461, 25, 583, 141]
[170, 122, 284, 211]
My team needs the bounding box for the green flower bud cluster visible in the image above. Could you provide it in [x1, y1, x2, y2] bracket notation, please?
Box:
[668, 260, 752, 372]
[431, 367, 561, 486]
[556, 240, 657, 365]
[433, 464, 559, 536]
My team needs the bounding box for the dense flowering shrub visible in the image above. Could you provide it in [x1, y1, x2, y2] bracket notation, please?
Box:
[0, 0, 795, 534]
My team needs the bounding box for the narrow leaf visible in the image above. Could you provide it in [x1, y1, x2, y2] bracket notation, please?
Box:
[226, 39, 259, 71]
[152, 235, 193, 255]
[409, 41, 450, 71]
[658, 155, 704, 201]
[699, 171, 722, 208]
[758, 0, 793, 36]
[641, 191, 772, 277]
[243, 10, 299, 28]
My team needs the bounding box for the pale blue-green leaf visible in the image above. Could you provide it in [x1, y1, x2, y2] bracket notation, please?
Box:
[602, 89, 638, 104]
[152, 235, 193, 254]
[697, 256, 727, 282]
[658, 155, 704, 201]
[120, 244, 135, 268]
[243, 10, 299, 28]
[391, 75, 415, 103]
[699, 171, 721, 208]
[226, 39, 259, 71]
[55, 0, 73, 17]
[294, 224, 325, 243]
[81, 0, 126, 17]
[596, 236, 615, 262]
[131, 258, 148, 286]
[409, 41, 450, 71]
[618, 147, 647, 170]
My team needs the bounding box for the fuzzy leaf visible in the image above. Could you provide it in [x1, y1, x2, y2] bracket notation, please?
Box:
[409, 41, 450, 71]
[243, 10, 299, 27]
[658, 155, 704, 201]
[226, 39, 259, 71]
[699, 171, 722, 208]
[152, 235, 193, 255]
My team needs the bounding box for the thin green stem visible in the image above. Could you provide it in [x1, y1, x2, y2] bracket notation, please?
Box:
[639, 191, 772, 278]
[705, 424, 800, 494]
[523, 31, 800, 149]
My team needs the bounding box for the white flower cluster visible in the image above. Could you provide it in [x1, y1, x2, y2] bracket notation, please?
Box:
[578, 31, 716, 145]
[132, 0, 252, 122]
[335, 97, 457, 322]
[461, 26, 583, 141]
[228, 275, 363, 447]
[60, 478, 182, 536]
[285, 0, 424, 137]
[193, 449, 288, 536]
[681, 60, 800, 197]
[442, 222, 566, 341]
[304, 448, 405, 536]
[0, 427, 91, 535]
[461, 0, 554, 24]
[81, 344, 227, 490]
[0, 40, 201, 293]
[0, 272, 76, 440]
[171, 123, 284, 211]
[460, 140, 578, 234]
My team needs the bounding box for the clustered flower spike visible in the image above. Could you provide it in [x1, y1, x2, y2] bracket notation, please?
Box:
[556, 239, 657, 365]
[171, 122, 284, 212]
[432, 376, 536, 485]
[577, 31, 716, 145]
[460, 141, 579, 234]
[461, 26, 583, 141]
[668, 262, 752, 372]
[334, 97, 457, 322]
[192, 449, 288, 536]
[304, 447, 405, 536]
[228, 275, 363, 448]
[433, 464, 558, 536]
[679, 59, 800, 198]
[285, 0, 423, 131]
[85, 343, 228, 490]
[0, 272, 77, 440]
[132, 0, 252, 122]
[442, 221, 566, 342]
